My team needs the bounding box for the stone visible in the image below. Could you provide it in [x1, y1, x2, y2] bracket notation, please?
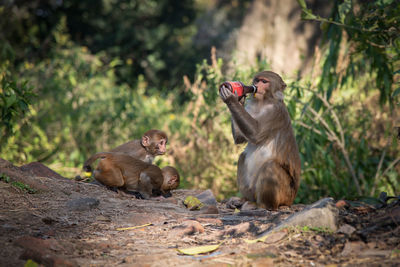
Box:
[225, 196, 245, 209]
[257, 198, 339, 239]
[221, 222, 251, 237]
[337, 224, 356, 235]
[20, 162, 66, 180]
[172, 220, 205, 236]
[66, 197, 100, 211]
[199, 204, 219, 214]
[14, 236, 61, 251]
[196, 189, 217, 205]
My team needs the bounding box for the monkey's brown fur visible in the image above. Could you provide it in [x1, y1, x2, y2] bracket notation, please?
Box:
[220, 71, 301, 210]
[84, 152, 179, 199]
[84, 129, 167, 172]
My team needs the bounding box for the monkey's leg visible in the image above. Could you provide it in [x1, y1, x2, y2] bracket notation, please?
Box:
[125, 172, 152, 199]
[138, 173, 152, 199]
[226, 153, 254, 209]
[237, 153, 256, 202]
[93, 165, 125, 188]
[255, 160, 295, 210]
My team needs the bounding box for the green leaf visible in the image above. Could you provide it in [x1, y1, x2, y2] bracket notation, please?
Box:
[24, 260, 39, 267]
[392, 88, 400, 98]
[5, 93, 16, 108]
[301, 10, 317, 20]
[338, 0, 352, 23]
[183, 196, 204, 210]
[297, 0, 307, 9]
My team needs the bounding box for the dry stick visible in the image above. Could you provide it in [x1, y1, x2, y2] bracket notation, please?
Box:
[315, 93, 364, 192]
[316, 93, 345, 145]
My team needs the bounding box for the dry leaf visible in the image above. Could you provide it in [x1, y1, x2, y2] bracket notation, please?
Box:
[177, 243, 222, 255]
[116, 223, 152, 231]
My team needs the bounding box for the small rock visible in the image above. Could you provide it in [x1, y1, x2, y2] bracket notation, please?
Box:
[199, 205, 219, 214]
[337, 224, 356, 235]
[360, 249, 391, 258]
[15, 236, 76, 266]
[263, 231, 287, 244]
[340, 241, 367, 257]
[14, 236, 61, 251]
[20, 249, 76, 267]
[241, 201, 258, 211]
[173, 220, 204, 236]
[42, 217, 57, 225]
[195, 189, 217, 205]
[222, 222, 251, 237]
[195, 217, 223, 225]
[225, 196, 245, 209]
[67, 197, 100, 211]
[20, 162, 66, 180]
[257, 198, 339, 239]
[96, 215, 111, 222]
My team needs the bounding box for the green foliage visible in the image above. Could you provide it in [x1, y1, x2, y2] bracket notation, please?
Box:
[0, 0, 398, 205]
[0, 0, 198, 89]
[294, 0, 400, 202]
[1, 18, 173, 176]
[0, 173, 11, 183]
[298, 0, 400, 106]
[24, 259, 39, 267]
[0, 43, 35, 147]
[11, 181, 37, 194]
[0, 173, 36, 193]
[291, 226, 333, 234]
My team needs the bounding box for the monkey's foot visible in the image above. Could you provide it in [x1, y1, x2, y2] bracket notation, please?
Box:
[226, 197, 245, 209]
[241, 201, 258, 211]
[125, 190, 145, 199]
[162, 191, 172, 198]
[106, 186, 118, 193]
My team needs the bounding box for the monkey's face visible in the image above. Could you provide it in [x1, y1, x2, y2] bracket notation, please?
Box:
[161, 167, 180, 190]
[153, 138, 167, 155]
[253, 76, 271, 100]
[253, 71, 286, 101]
[142, 134, 167, 155]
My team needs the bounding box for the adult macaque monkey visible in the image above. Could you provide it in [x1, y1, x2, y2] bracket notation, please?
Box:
[219, 71, 301, 210]
[84, 152, 180, 198]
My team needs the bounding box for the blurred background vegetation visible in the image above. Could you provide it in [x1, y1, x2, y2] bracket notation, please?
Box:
[1, 0, 399, 204]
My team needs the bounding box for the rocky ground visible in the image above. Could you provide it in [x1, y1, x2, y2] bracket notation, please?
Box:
[0, 158, 399, 267]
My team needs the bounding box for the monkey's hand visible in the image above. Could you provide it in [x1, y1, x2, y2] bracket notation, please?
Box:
[219, 84, 239, 104]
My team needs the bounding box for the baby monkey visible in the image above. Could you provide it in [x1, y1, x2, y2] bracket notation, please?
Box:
[84, 152, 180, 198]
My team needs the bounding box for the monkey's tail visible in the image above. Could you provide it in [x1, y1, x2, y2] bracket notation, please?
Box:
[83, 152, 109, 173]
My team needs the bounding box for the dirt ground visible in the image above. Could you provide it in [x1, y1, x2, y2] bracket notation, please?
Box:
[0, 158, 399, 267]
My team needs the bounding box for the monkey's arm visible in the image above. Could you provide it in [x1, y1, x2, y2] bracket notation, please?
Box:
[220, 87, 260, 143]
[231, 119, 246, 144]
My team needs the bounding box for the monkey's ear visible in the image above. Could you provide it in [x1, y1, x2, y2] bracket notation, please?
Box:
[281, 82, 287, 91]
[142, 135, 150, 147]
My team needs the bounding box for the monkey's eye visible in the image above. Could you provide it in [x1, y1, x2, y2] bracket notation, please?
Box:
[253, 78, 269, 84]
